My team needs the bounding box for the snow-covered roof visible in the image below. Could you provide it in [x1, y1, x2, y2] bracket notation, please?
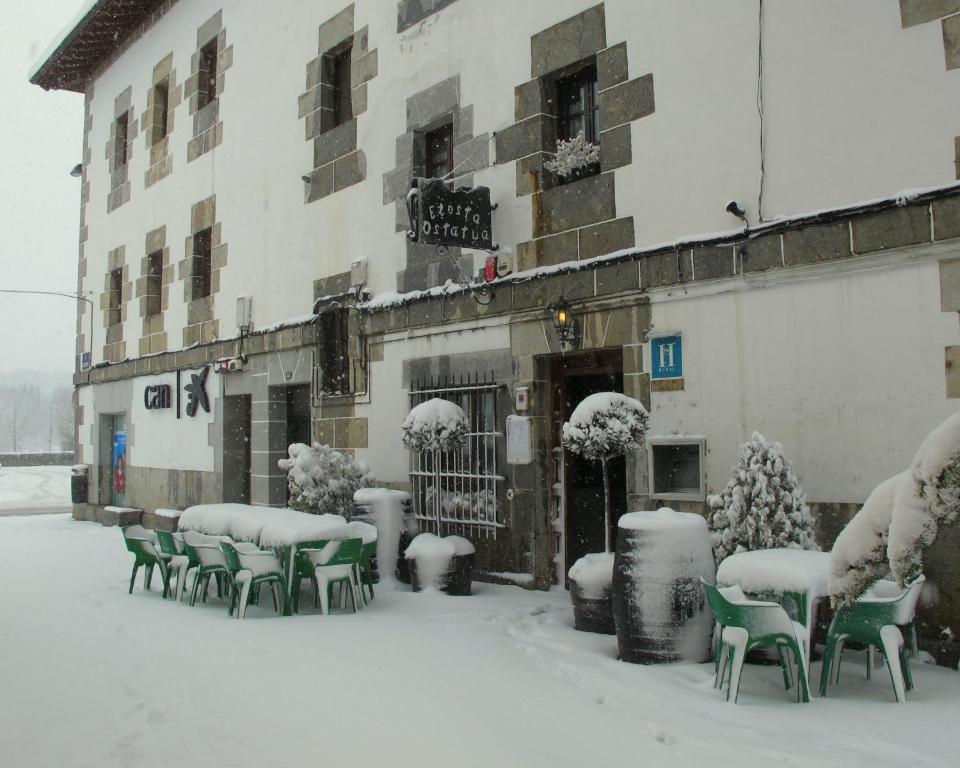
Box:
[30, 1, 164, 92]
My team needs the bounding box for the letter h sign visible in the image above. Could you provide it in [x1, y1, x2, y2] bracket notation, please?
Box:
[651, 335, 682, 380]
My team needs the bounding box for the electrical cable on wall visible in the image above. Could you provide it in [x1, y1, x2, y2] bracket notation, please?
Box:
[756, 0, 765, 223]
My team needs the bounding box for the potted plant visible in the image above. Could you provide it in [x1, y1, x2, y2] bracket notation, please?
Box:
[400, 397, 475, 594]
[562, 392, 649, 633]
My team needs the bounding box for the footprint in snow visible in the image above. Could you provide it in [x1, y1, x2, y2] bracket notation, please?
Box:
[645, 721, 676, 746]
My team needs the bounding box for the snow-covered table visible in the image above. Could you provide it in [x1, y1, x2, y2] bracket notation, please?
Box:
[178, 504, 361, 614]
[716, 549, 831, 637]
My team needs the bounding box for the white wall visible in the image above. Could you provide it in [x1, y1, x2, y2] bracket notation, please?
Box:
[77, 0, 960, 362]
[646, 252, 959, 504]
[128, 371, 218, 472]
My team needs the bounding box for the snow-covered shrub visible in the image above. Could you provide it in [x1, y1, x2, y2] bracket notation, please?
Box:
[278, 442, 375, 517]
[889, 412, 960, 587]
[829, 472, 905, 607]
[400, 398, 468, 453]
[707, 432, 818, 563]
[543, 132, 600, 178]
[562, 392, 649, 552]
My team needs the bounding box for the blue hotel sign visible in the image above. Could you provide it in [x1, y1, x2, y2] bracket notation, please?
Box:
[651, 335, 683, 380]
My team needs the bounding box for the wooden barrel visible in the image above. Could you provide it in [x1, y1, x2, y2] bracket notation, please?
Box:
[612, 509, 716, 663]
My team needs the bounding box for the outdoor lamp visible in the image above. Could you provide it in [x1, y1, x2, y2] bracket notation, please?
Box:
[549, 295, 578, 350]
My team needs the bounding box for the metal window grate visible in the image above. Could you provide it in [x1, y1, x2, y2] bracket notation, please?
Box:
[409, 372, 505, 539]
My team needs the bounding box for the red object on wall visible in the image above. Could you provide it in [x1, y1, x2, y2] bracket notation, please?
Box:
[115, 455, 126, 493]
[484, 255, 497, 282]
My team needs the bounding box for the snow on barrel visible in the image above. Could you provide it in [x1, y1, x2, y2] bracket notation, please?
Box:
[611, 509, 715, 664]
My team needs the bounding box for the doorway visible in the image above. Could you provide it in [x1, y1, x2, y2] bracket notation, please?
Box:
[98, 414, 127, 507]
[222, 395, 251, 503]
[550, 349, 625, 584]
[285, 385, 311, 448]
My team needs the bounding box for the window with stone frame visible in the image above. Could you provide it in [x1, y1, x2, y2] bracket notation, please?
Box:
[327, 41, 353, 130]
[144, 251, 163, 316]
[197, 39, 218, 110]
[151, 80, 169, 143]
[114, 112, 130, 168]
[318, 307, 350, 396]
[554, 61, 600, 182]
[424, 122, 454, 180]
[108, 267, 123, 326]
[191, 228, 212, 300]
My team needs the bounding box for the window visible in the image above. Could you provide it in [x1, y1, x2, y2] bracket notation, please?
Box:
[145, 251, 162, 316]
[108, 268, 122, 326]
[408, 374, 503, 539]
[554, 63, 600, 182]
[191, 229, 211, 300]
[114, 113, 129, 168]
[318, 308, 350, 395]
[331, 44, 353, 128]
[152, 80, 169, 143]
[424, 122, 453, 180]
[648, 436, 706, 501]
[197, 39, 218, 110]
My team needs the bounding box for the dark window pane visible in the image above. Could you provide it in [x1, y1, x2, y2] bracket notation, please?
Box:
[425, 123, 453, 179]
[198, 40, 218, 109]
[332, 46, 353, 127]
[192, 229, 212, 299]
[652, 444, 701, 495]
[153, 81, 169, 142]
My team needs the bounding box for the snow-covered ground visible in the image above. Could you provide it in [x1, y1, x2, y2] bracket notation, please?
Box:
[0, 465, 70, 514]
[1, 515, 958, 768]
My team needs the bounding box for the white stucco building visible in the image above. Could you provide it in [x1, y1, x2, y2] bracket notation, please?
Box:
[31, 1, 960, 631]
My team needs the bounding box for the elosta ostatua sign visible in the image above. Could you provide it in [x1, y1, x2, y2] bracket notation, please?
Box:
[408, 178, 497, 251]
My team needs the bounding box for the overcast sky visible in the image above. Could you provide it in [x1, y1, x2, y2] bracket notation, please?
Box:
[0, 1, 85, 377]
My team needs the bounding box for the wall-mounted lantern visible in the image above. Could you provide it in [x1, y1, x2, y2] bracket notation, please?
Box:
[549, 295, 578, 350]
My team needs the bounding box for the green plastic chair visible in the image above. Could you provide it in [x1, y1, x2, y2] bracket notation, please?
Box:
[819, 576, 925, 703]
[182, 531, 231, 607]
[290, 539, 329, 613]
[357, 541, 377, 604]
[221, 541, 289, 619]
[701, 578, 810, 703]
[156, 530, 194, 601]
[297, 538, 364, 615]
[121, 526, 170, 598]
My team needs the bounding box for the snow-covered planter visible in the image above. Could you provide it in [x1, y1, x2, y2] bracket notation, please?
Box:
[889, 412, 960, 587]
[612, 510, 715, 664]
[278, 442, 375, 517]
[562, 392, 649, 633]
[567, 553, 616, 634]
[544, 131, 600, 178]
[707, 431, 818, 564]
[829, 472, 905, 607]
[404, 533, 475, 595]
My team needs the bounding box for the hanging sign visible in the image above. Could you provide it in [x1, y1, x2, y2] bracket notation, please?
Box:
[407, 178, 497, 251]
[651, 335, 683, 380]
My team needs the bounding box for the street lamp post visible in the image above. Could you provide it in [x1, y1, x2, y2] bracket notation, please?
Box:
[0, 288, 94, 373]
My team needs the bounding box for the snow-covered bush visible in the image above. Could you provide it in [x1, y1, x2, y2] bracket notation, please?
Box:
[278, 442, 375, 517]
[829, 472, 905, 607]
[544, 132, 600, 178]
[400, 398, 468, 453]
[707, 432, 818, 563]
[562, 392, 649, 552]
[889, 412, 960, 587]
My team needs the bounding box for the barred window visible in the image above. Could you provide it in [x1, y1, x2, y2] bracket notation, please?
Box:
[408, 374, 504, 539]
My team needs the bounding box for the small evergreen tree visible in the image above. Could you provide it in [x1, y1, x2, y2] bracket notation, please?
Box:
[562, 392, 649, 553]
[707, 431, 818, 563]
[279, 442, 375, 517]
